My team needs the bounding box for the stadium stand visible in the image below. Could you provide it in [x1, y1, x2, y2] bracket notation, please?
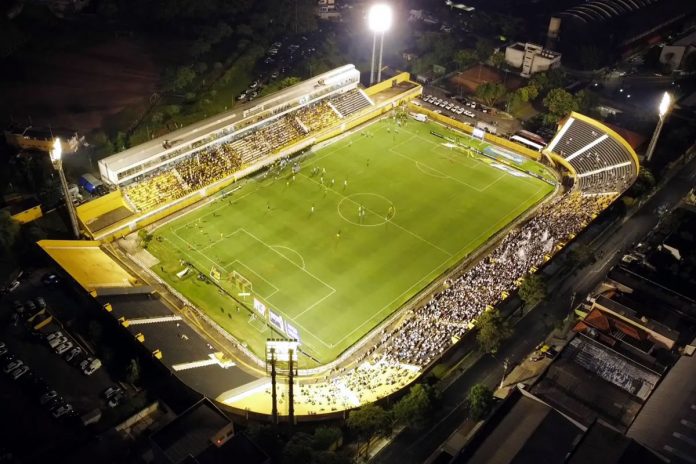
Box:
[122, 97, 369, 212]
[329, 89, 373, 118]
[545, 112, 638, 194]
[124, 100, 348, 211]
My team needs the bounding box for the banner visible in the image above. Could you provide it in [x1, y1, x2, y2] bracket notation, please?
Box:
[253, 298, 266, 317]
[285, 322, 300, 341]
[269, 309, 285, 332]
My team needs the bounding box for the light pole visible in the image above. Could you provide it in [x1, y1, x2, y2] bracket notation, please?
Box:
[50, 138, 80, 238]
[368, 4, 392, 85]
[645, 92, 671, 163]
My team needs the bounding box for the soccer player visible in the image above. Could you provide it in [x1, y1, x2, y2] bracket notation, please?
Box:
[343, 179, 348, 190]
[310, 204, 315, 215]
[330, 178, 335, 187]
[266, 202, 271, 213]
[388, 205, 395, 218]
[336, 230, 341, 239]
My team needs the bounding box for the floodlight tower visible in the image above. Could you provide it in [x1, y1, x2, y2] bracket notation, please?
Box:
[50, 138, 80, 238]
[645, 92, 672, 163]
[368, 3, 392, 85]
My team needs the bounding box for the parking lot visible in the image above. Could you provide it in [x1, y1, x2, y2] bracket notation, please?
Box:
[0, 268, 135, 461]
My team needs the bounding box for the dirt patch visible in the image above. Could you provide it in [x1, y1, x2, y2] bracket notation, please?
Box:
[0, 37, 159, 134]
[449, 64, 525, 94]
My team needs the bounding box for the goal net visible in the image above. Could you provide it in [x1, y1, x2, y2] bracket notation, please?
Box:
[230, 270, 253, 295]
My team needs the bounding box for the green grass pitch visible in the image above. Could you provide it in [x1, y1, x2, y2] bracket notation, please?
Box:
[147, 117, 555, 366]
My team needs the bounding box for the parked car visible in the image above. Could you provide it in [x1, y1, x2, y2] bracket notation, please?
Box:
[52, 404, 73, 419]
[40, 390, 58, 405]
[0, 342, 7, 358]
[11, 365, 29, 380]
[46, 331, 63, 342]
[24, 300, 36, 314]
[49, 336, 68, 350]
[42, 273, 60, 286]
[4, 280, 20, 294]
[102, 386, 122, 399]
[81, 358, 101, 376]
[108, 392, 124, 408]
[65, 347, 82, 363]
[55, 341, 73, 355]
[3, 359, 23, 374]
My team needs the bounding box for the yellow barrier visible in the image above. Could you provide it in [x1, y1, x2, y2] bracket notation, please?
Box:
[37, 239, 137, 291]
[76, 190, 131, 226]
[364, 72, 413, 96]
[11, 204, 43, 224]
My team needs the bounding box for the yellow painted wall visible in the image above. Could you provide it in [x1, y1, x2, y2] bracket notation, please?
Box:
[11, 205, 42, 224]
[364, 72, 413, 96]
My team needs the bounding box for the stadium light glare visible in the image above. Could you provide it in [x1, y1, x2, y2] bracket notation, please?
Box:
[368, 4, 392, 85]
[658, 92, 671, 117]
[646, 92, 673, 162]
[50, 137, 62, 162]
[49, 137, 80, 238]
[368, 4, 392, 33]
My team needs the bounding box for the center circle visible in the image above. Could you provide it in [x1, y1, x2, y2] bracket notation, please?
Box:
[338, 193, 395, 227]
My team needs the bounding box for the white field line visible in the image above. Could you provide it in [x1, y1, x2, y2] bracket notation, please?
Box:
[298, 172, 453, 258]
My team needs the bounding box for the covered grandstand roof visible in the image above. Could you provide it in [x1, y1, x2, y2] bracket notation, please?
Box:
[560, 0, 660, 23]
[38, 240, 138, 292]
[544, 112, 639, 195]
[98, 65, 359, 184]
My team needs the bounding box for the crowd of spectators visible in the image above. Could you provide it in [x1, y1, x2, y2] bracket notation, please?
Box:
[124, 100, 340, 211]
[250, 191, 618, 415]
[371, 191, 614, 367]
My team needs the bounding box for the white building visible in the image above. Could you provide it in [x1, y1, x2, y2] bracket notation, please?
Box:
[659, 30, 696, 70]
[505, 42, 561, 77]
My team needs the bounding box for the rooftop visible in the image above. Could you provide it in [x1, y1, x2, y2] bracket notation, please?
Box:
[627, 336, 696, 464]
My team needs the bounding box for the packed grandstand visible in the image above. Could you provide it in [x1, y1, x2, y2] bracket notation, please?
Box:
[46, 66, 638, 418]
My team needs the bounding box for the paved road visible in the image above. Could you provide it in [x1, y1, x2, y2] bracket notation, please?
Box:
[373, 156, 696, 464]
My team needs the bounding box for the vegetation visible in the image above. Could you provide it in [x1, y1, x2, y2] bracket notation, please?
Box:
[518, 274, 547, 309]
[475, 82, 507, 106]
[393, 383, 439, 429]
[542, 88, 579, 125]
[475, 308, 513, 354]
[467, 384, 494, 420]
[347, 403, 392, 457]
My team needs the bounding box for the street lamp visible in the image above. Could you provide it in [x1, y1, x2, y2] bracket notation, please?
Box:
[645, 92, 672, 162]
[50, 138, 80, 238]
[368, 3, 392, 85]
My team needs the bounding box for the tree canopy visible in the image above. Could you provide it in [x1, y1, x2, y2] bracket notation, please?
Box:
[467, 384, 494, 420]
[393, 383, 438, 429]
[475, 82, 507, 106]
[543, 88, 579, 125]
[347, 403, 391, 456]
[518, 274, 547, 308]
[475, 308, 512, 354]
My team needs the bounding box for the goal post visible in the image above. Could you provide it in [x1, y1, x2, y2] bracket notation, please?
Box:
[230, 270, 253, 296]
[209, 266, 222, 283]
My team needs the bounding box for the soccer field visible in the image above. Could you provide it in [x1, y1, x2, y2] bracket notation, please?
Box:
[147, 117, 555, 365]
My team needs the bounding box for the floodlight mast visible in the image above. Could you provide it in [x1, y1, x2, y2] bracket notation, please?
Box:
[50, 138, 80, 238]
[645, 92, 672, 162]
[368, 4, 392, 85]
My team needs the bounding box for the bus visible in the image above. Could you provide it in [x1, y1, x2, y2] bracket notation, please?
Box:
[510, 130, 547, 152]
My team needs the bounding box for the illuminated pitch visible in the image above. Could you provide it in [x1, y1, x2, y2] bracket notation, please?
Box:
[147, 117, 555, 366]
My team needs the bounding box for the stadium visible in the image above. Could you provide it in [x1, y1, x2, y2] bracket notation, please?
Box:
[39, 65, 639, 419]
